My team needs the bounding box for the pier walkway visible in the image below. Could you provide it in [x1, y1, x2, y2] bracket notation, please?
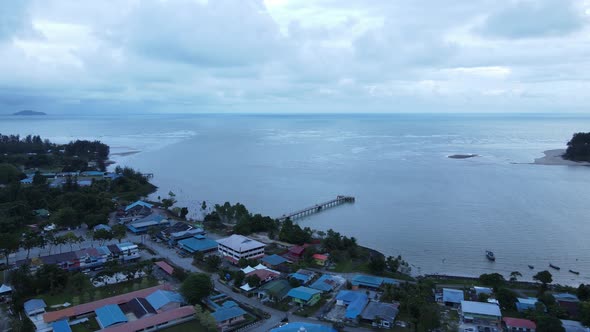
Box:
[277, 195, 355, 222]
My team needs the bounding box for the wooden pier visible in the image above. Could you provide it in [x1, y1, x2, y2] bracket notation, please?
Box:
[278, 195, 355, 222]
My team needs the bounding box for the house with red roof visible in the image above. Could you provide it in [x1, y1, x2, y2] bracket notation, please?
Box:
[312, 253, 328, 266]
[503, 317, 536, 332]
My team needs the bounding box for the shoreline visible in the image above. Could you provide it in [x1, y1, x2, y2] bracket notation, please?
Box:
[110, 150, 141, 157]
[533, 149, 590, 166]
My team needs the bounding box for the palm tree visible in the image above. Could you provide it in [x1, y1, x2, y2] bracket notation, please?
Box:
[510, 271, 522, 282]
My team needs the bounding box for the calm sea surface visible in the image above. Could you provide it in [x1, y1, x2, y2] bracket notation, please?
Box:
[2, 113, 589, 285]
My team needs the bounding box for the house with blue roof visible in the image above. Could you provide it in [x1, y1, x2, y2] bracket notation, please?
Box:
[310, 275, 339, 293]
[351, 275, 386, 289]
[261, 254, 288, 270]
[146, 290, 184, 311]
[212, 306, 247, 329]
[336, 290, 369, 320]
[127, 214, 170, 234]
[52, 319, 72, 332]
[287, 286, 322, 306]
[177, 235, 218, 254]
[95, 304, 128, 329]
[24, 298, 47, 316]
[125, 200, 153, 216]
[94, 224, 112, 232]
[516, 297, 543, 312]
[271, 322, 337, 332]
[442, 288, 464, 307]
[289, 269, 315, 285]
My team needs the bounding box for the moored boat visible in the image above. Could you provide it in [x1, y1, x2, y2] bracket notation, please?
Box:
[549, 263, 560, 270]
[528, 265, 534, 269]
[569, 269, 580, 275]
[486, 250, 495, 261]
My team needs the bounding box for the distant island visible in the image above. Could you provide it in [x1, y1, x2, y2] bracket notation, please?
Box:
[13, 110, 46, 116]
[534, 132, 590, 166]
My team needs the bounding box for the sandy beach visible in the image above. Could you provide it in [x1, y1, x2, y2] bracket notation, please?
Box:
[533, 149, 590, 166]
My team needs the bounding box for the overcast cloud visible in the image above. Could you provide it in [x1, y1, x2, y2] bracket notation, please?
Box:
[0, 0, 589, 113]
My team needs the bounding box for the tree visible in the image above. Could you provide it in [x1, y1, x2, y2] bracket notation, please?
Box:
[180, 207, 189, 219]
[50, 207, 78, 229]
[60, 232, 84, 252]
[162, 191, 177, 209]
[535, 314, 565, 332]
[579, 302, 590, 326]
[368, 254, 386, 274]
[22, 231, 45, 259]
[93, 229, 113, 246]
[205, 255, 221, 271]
[578, 284, 590, 301]
[194, 304, 217, 331]
[111, 224, 127, 243]
[32, 171, 47, 186]
[478, 273, 505, 289]
[495, 287, 518, 311]
[233, 271, 245, 287]
[509, 271, 522, 282]
[0, 232, 20, 265]
[533, 270, 553, 290]
[245, 274, 261, 288]
[180, 273, 213, 304]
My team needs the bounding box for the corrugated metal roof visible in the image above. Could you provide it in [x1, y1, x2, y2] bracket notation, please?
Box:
[310, 275, 337, 292]
[146, 290, 184, 310]
[271, 323, 337, 332]
[99, 306, 196, 332]
[178, 236, 218, 253]
[336, 291, 368, 319]
[442, 288, 464, 304]
[212, 306, 246, 322]
[52, 319, 72, 332]
[155, 261, 174, 275]
[95, 304, 128, 328]
[261, 254, 288, 266]
[24, 299, 46, 314]
[287, 287, 321, 301]
[217, 235, 265, 252]
[461, 301, 501, 317]
[125, 201, 153, 212]
[351, 275, 383, 288]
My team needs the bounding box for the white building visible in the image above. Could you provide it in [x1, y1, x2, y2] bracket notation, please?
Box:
[217, 235, 265, 262]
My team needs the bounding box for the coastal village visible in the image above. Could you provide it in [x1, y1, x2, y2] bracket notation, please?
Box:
[1, 135, 590, 332]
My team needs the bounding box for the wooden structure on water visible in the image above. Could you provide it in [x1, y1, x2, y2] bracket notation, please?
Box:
[277, 195, 355, 222]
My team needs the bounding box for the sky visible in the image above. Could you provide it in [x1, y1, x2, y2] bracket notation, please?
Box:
[1, 0, 590, 114]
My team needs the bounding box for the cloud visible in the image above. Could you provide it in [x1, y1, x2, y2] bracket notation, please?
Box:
[477, 0, 585, 39]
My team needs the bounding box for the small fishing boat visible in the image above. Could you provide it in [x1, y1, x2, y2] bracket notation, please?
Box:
[549, 263, 560, 270]
[486, 250, 495, 261]
[528, 265, 534, 269]
[569, 270, 580, 275]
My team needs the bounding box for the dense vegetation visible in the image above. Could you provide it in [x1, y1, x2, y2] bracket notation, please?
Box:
[0, 133, 110, 171]
[563, 132, 590, 162]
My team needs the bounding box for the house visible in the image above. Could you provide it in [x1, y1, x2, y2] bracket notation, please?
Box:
[460, 301, 502, 327]
[258, 280, 292, 302]
[360, 302, 399, 328]
[108, 242, 140, 261]
[0, 284, 12, 296]
[217, 234, 266, 262]
[312, 253, 328, 266]
[287, 287, 322, 306]
[24, 299, 47, 316]
[146, 290, 184, 312]
[155, 261, 175, 276]
[561, 319, 589, 332]
[270, 322, 337, 332]
[127, 214, 170, 234]
[503, 317, 536, 332]
[212, 306, 247, 330]
[120, 297, 157, 319]
[351, 275, 398, 290]
[125, 200, 153, 216]
[94, 224, 112, 232]
[516, 297, 543, 313]
[285, 245, 306, 261]
[261, 254, 288, 270]
[442, 288, 464, 307]
[474, 286, 493, 297]
[52, 319, 72, 332]
[159, 222, 193, 241]
[99, 306, 195, 332]
[240, 264, 281, 288]
[177, 235, 218, 254]
[290, 269, 316, 285]
[335, 290, 369, 320]
[310, 274, 339, 293]
[33, 209, 50, 218]
[95, 304, 128, 329]
[554, 293, 580, 318]
[168, 228, 206, 244]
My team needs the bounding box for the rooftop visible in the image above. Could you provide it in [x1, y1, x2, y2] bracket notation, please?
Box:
[270, 322, 337, 332]
[310, 275, 338, 292]
[125, 200, 153, 212]
[351, 275, 383, 288]
[217, 234, 265, 252]
[212, 306, 247, 322]
[461, 301, 501, 317]
[100, 306, 196, 332]
[261, 254, 288, 266]
[52, 319, 72, 332]
[287, 287, 321, 301]
[361, 301, 399, 322]
[95, 304, 128, 328]
[554, 293, 580, 302]
[442, 288, 464, 304]
[503, 317, 536, 329]
[178, 236, 218, 253]
[155, 261, 175, 275]
[146, 290, 184, 310]
[259, 280, 292, 299]
[24, 299, 47, 313]
[336, 290, 369, 319]
[44, 284, 172, 323]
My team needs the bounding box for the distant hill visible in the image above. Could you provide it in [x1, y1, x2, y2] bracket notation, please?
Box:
[13, 110, 46, 116]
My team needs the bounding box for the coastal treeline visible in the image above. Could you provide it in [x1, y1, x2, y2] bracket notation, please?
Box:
[564, 132, 590, 162]
[0, 134, 111, 171]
